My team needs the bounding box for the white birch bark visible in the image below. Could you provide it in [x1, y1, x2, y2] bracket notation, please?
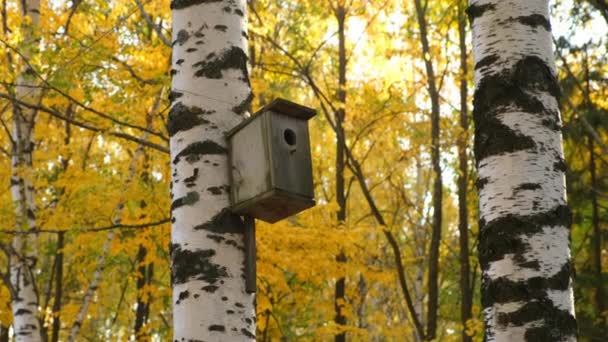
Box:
[468, 0, 576, 341]
[67, 89, 164, 342]
[169, 0, 255, 340]
[411, 160, 425, 342]
[10, 0, 42, 340]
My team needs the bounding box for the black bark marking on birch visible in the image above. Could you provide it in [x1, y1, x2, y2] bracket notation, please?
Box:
[214, 25, 228, 32]
[209, 325, 225, 332]
[514, 183, 542, 191]
[515, 14, 551, 31]
[176, 290, 190, 305]
[242, 328, 255, 338]
[518, 260, 541, 270]
[176, 59, 185, 65]
[554, 159, 567, 172]
[186, 48, 197, 53]
[207, 234, 225, 243]
[232, 92, 253, 115]
[169, 91, 184, 102]
[170, 245, 228, 285]
[168, 103, 214, 136]
[223, 6, 231, 13]
[479, 205, 571, 267]
[193, 209, 243, 234]
[234, 9, 244, 16]
[473, 56, 561, 161]
[193, 46, 248, 79]
[207, 186, 223, 195]
[15, 309, 32, 316]
[170, 0, 222, 10]
[184, 168, 199, 187]
[202, 285, 219, 293]
[175, 29, 190, 46]
[466, 3, 496, 24]
[474, 113, 536, 162]
[513, 56, 560, 100]
[482, 263, 577, 340]
[173, 141, 227, 164]
[171, 191, 200, 211]
[475, 55, 499, 70]
[476, 177, 489, 190]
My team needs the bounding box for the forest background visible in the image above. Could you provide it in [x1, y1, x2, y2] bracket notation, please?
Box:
[0, 0, 606, 341]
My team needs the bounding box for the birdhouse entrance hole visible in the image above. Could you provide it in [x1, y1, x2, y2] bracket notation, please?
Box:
[284, 129, 297, 146]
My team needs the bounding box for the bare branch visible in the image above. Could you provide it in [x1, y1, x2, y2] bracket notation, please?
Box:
[134, 0, 172, 47]
[0, 93, 169, 154]
[0, 218, 171, 235]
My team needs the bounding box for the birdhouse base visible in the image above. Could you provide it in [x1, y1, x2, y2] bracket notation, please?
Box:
[231, 189, 315, 223]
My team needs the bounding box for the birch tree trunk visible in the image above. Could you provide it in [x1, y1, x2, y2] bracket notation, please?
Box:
[10, 0, 42, 340]
[457, 1, 472, 341]
[412, 159, 426, 342]
[169, 0, 255, 340]
[468, 0, 577, 340]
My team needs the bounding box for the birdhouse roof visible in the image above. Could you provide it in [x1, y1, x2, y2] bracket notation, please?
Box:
[226, 98, 316, 138]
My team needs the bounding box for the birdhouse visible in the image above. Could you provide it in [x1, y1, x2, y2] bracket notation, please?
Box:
[226, 98, 316, 223]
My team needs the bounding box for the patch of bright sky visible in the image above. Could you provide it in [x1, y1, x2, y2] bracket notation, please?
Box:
[552, 0, 607, 46]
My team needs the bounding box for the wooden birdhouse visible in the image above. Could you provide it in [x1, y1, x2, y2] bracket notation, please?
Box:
[226, 98, 316, 223]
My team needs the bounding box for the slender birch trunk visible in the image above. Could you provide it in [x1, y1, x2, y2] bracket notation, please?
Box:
[134, 244, 153, 339]
[412, 159, 426, 342]
[169, 0, 255, 340]
[334, 3, 348, 341]
[135, 151, 154, 340]
[468, 0, 577, 340]
[457, 1, 472, 341]
[10, 0, 42, 340]
[67, 90, 162, 341]
[50, 232, 64, 342]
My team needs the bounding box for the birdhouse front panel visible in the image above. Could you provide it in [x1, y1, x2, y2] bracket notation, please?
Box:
[227, 98, 316, 223]
[267, 111, 314, 199]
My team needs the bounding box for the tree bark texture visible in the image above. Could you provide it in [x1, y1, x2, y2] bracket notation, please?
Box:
[169, 0, 255, 340]
[458, 1, 472, 341]
[51, 232, 64, 342]
[468, 0, 577, 340]
[134, 245, 153, 339]
[10, 0, 43, 340]
[334, 4, 347, 342]
[413, 0, 443, 339]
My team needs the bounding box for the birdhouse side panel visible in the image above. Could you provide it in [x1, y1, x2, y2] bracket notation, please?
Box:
[229, 116, 272, 207]
[268, 112, 314, 199]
